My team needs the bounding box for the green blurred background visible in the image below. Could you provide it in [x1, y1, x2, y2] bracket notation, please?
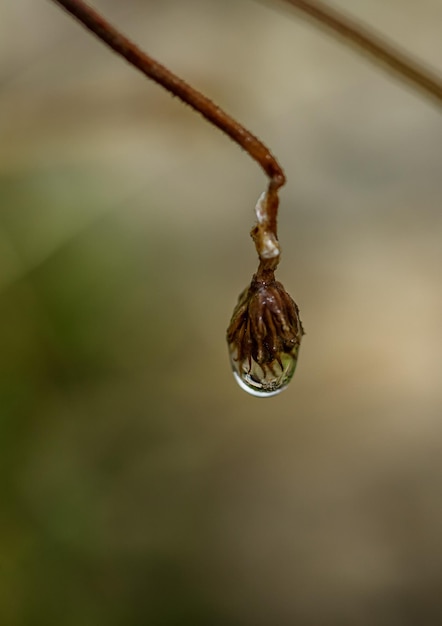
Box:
[1, 0, 442, 624]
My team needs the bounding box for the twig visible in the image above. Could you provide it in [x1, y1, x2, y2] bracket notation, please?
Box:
[49, 0, 285, 271]
[279, 0, 442, 104]
[48, 0, 441, 269]
[49, 0, 286, 186]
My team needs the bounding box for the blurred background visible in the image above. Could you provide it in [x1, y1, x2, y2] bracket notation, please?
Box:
[1, 0, 442, 624]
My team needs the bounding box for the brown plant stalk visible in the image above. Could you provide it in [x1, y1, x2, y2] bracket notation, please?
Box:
[50, 0, 441, 272]
[279, 0, 442, 104]
[49, 0, 285, 275]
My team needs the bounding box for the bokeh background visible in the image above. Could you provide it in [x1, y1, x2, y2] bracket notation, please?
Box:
[1, 0, 442, 624]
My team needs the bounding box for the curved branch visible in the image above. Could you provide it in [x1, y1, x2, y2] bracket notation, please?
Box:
[48, 0, 285, 191]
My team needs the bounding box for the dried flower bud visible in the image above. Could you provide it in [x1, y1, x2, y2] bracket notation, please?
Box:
[227, 270, 304, 397]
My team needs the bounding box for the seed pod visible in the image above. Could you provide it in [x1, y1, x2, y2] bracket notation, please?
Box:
[227, 269, 304, 397]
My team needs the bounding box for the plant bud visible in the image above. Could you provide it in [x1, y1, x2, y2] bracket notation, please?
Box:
[227, 270, 304, 397]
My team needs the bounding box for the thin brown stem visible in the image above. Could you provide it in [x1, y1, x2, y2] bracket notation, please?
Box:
[49, 0, 286, 194]
[279, 0, 442, 104]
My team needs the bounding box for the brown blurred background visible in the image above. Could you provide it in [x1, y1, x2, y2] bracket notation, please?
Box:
[1, 1, 442, 624]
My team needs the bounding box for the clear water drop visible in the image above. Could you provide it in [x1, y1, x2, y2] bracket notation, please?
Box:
[226, 271, 304, 398]
[229, 349, 298, 397]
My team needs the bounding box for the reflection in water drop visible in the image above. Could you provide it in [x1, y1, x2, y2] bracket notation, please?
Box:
[230, 349, 299, 397]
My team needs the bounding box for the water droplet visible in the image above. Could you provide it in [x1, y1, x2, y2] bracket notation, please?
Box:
[229, 349, 299, 397]
[226, 271, 304, 397]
